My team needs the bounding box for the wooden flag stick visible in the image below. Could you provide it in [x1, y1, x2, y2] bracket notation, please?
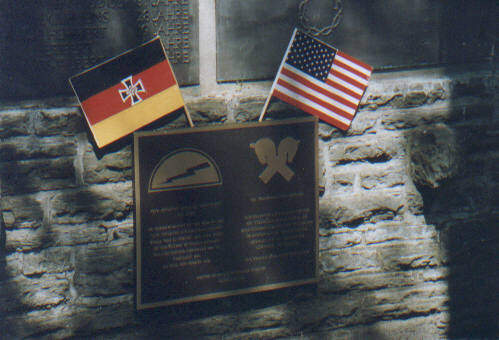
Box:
[258, 28, 299, 122]
[184, 105, 194, 127]
[258, 89, 274, 122]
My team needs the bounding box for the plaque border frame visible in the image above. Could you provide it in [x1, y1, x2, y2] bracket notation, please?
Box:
[133, 117, 319, 310]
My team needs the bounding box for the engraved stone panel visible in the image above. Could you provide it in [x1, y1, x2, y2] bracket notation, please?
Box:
[216, 1, 299, 82]
[216, 0, 442, 82]
[0, 0, 198, 99]
[216, 0, 495, 82]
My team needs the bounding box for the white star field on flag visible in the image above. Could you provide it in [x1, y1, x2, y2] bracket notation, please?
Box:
[286, 31, 336, 81]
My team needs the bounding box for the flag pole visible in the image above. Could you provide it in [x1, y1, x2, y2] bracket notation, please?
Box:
[258, 88, 274, 122]
[258, 28, 299, 122]
[184, 106, 194, 127]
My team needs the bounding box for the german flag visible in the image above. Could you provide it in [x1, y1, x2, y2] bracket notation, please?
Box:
[69, 37, 192, 148]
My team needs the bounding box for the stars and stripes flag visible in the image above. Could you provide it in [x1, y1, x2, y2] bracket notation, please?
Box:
[259, 29, 372, 131]
[70, 37, 193, 149]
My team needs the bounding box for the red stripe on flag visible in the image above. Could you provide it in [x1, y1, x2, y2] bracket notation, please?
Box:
[337, 50, 373, 73]
[274, 90, 351, 131]
[333, 59, 370, 81]
[325, 78, 362, 100]
[280, 67, 358, 110]
[81, 60, 176, 125]
[329, 69, 366, 91]
[277, 78, 354, 119]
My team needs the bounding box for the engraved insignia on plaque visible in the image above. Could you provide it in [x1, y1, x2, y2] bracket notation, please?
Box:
[148, 148, 222, 192]
[250, 137, 300, 184]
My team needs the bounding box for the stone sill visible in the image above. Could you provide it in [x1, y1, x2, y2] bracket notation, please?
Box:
[0, 62, 495, 111]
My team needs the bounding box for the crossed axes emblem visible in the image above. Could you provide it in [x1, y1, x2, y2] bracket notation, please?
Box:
[250, 137, 300, 184]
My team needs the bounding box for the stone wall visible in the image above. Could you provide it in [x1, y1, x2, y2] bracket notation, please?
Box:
[1, 64, 497, 339]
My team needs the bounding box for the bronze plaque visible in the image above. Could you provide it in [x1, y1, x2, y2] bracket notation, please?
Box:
[0, 0, 198, 99]
[133, 117, 318, 309]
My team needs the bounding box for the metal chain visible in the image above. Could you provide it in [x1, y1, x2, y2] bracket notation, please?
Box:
[298, 0, 343, 36]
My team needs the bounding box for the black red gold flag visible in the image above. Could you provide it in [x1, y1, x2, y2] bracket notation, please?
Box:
[70, 37, 192, 148]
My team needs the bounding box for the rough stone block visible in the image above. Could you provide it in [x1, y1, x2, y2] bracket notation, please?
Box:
[234, 96, 266, 122]
[348, 108, 379, 135]
[381, 97, 495, 130]
[11, 274, 68, 309]
[236, 305, 292, 331]
[364, 222, 438, 245]
[65, 302, 138, 336]
[319, 247, 380, 275]
[319, 267, 448, 294]
[373, 240, 441, 271]
[326, 172, 355, 195]
[328, 135, 401, 166]
[401, 180, 426, 216]
[406, 123, 459, 188]
[33, 107, 85, 136]
[20, 247, 74, 275]
[317, 121, 342, 140]
[319, 228, 363, 251]
[0, 136, 76, 161]
[72, 293, 133, 308]
[265, 99, 309, 120]
[51, 183, 133, 224]
[73, 268, 132, 297]
[310, 313, 448, 340]
[73, 239, 133, 275]
[4, 248, 73, 280]
[381, 103, 450, 130]
[1, 194, 45, 229]
[0, 157, 76, 195]
[3, 252, 23, 277]
[83, 144, 132, 184]
[320, 191, 404, 228]
[5, 228, 45, 251]
[359, 164, 406, 190]
[320, 239, 440, 276]
[423, 176, 493, 222]
[0, 304, 74, 339]
[5, 225, 108, 251]
[288, 292, 362, 330]
[0, 109, 32, 137]
[187, 97, 228, 123]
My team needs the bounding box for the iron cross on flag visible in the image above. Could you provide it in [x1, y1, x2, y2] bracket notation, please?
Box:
[69, 37, 193, 149]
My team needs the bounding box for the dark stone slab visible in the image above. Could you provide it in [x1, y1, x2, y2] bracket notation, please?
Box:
[216, 0, 300, 82]
[0, 0, 198, 99]
[216, 0, 496, 82]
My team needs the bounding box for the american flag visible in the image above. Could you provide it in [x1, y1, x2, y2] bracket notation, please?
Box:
[259, 29, 372, 130]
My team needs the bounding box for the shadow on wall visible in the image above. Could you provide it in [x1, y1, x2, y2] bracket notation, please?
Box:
[0, 207, 16, 336]
[0, 2, 141, 336]
[406, 2, 499, 336]
[0, 143, 135, 338]
[406, 62, 498, 337]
